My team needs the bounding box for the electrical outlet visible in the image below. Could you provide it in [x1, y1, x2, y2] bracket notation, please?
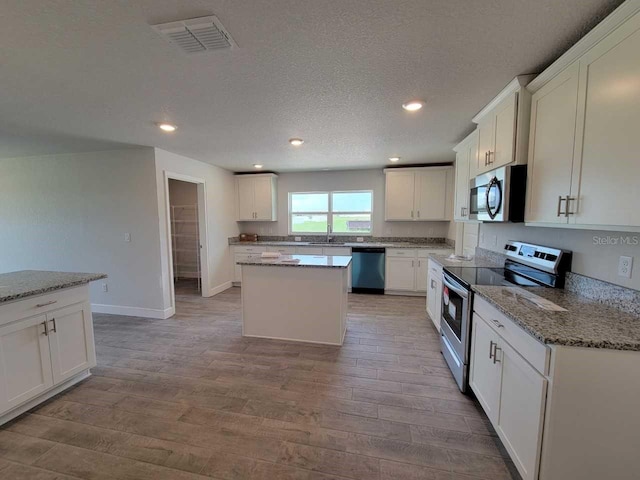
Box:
[124, 232, 131, 242]
[618, 256, 633, 278]
[101, 283, 108, 292]
[356, 237, 364, 242]
[295, 236, 301, 242]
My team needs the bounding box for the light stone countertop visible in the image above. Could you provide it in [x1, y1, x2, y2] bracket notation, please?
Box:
[230, 240, 453, 250]
[237, 254, 352, 268]
[472, 285, 640, 351]
[0, 270, 107, 304]
[428, 254, 504, 269]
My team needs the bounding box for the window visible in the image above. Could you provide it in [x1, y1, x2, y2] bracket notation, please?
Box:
[289, 191, 373, 235]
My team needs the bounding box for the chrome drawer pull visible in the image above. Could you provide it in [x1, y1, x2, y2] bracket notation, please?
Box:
[41, 321, 49, 336]
[556, 196, 566, 217]
[491, 319, 504, 328]
[493, 346, 502, 364]
[50, 318, 57, 333]
[489, 340, 495, 360]
[36, 300, 57, 308]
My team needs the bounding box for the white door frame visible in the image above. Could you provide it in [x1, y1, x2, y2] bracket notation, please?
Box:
[163, 171, 211, 311]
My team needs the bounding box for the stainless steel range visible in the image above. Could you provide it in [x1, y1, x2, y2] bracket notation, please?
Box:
[440, 241, 572, 392]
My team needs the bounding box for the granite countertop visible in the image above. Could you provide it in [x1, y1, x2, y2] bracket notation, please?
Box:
[472, 285, 640, 351]
[237, 254, 351, 268]
[231, 240, 453, 250]
[428, 254, 504, 269]
[0, 270, 107, 304]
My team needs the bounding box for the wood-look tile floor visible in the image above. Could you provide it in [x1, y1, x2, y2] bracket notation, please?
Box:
[0, 288, 521, 480]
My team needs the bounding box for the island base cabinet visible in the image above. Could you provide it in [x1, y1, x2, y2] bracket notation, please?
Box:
[0, 314, 54, 413]
[48, 302, 96, 385]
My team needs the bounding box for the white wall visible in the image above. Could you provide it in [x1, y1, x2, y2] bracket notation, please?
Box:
[479, 223, 639, 290]
[154, 149, 239, 309]
[239, 168, 454, 240]
[0, 148, 166, 312]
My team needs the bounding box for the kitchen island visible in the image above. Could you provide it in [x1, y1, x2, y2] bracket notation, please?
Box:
[238, 254, 351, 345]
[0, 270, 105, 425]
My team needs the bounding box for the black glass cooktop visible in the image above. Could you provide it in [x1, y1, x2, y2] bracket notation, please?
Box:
[444, 262, 557, 289]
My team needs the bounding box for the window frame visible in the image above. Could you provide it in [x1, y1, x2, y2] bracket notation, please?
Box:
[288, 190, 374, 236]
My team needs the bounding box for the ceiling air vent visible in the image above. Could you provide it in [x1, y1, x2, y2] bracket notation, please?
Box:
[153, 15, 237, 54]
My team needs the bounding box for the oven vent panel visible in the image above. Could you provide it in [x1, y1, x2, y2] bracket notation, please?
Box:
[153, 16, 237, 54]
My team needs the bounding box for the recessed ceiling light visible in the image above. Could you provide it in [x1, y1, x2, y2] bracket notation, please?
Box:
[289, 138, 304, 146]
[157, 123, 177, 132]
[389, 157, 401, 162]
[253, 164, 263, 169]
[402, 101, 424, 112]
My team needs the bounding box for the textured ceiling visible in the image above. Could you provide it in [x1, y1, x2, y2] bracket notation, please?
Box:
[0, 0, 623, 171]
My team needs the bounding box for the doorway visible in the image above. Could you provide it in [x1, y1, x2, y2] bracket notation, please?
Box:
[168, 179, 203, 297]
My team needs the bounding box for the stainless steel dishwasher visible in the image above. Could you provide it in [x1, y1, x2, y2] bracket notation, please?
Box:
[351, 247, 385, 294]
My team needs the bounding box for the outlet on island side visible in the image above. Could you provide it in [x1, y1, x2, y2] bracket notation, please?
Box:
[618, 256, 633, 278]
[101, 283, 108, 292]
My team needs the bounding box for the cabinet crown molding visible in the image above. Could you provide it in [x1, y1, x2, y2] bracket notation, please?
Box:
[453, 129, 478, 152]
[234, 173, 278, 178]
[472, 75, 536, 124]
[383, 165, 452, 174]
[527, 0, 640, 93]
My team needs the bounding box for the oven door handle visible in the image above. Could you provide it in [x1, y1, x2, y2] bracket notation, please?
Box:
[442, 276, 469, 299]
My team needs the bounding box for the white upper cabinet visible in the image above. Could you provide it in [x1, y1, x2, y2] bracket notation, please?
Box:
[526, 63, 581, 224]
[453, 130, 478, 221]
[236, 174, 278, 221]
[526, 4, 640, 230]
[473, 75, 535, 176]
[384, 167, 453, 221]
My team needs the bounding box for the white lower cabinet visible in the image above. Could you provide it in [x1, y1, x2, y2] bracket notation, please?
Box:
[425, 259, 443, 330]
[386, 250, 452, 296]
[0, 287, 97, 424]
[0, 314, 54, 413]
[470, 299, 548, 480]
[385, 257, 416, 291]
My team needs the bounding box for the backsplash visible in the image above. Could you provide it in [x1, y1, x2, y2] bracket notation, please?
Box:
[565, 273, 640, 317]
[230, 235, 453, 246]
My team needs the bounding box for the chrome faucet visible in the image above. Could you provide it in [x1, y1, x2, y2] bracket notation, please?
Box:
[326, 224, 333, 243]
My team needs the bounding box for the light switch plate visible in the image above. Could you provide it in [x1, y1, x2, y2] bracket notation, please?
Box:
[618, 256, 633, 278]
[124, 233, 131, 242]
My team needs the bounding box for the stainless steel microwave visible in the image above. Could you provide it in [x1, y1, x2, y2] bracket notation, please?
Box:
[469, 165, 527, 222]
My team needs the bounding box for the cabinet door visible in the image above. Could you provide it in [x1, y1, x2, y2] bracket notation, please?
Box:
[426, 273, 440, 330]
[469, 314, 501, 424]
[415, 170, 448, 220]
[572, 13, 640, 228]
[496, 341, 547, 480]
[385, 171, 415, 220]
[415, 258, 428, 292]
[47, 303, 96, 385]
[454, 148, 470, 221]
[492, 93, 517, 170]
[0, 315, 54, 413]
[237, 177, 256, 221]
[467, 130, 479, 180]
[385, 257, 416, 291]
[476, 115, 495, 175]
[253, 176, 275, 221]
[234, 253, 253, 283]
[526, 62, 580, 224]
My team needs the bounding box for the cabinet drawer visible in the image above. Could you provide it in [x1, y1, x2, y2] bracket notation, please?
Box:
[0, 286, 87, 328]
[296, 247, 324, 255]
[323, 247, 351, 256]
[474, 296, 550, 375]
[427, 259, 443, 276]
[386, 248, 416, 258]
[266, 246, 296, 254]
[233, 246, 267, 254]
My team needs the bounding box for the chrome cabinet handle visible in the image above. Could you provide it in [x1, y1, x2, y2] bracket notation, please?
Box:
[491, 319, 504, 328]
[417, 260, 421, 267]
[565, 196, 576, 217]
[489, 340, 495, 360]
[556, 196, 566, 217]
[484, 151, 489, 166]
[36, 300, 57, 308]
[493, 346, 502, 364]
[50, 318, 57, 333]
[411, 210, 414, 218]
[416, 210, 420, 218]
[487, 151, 493, 164]
[430, 279, 436, 289]
[411, 260, 415, 267]
[41, 321, 49, 336]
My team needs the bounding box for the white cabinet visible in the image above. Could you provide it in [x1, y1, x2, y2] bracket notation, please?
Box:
[385, 257, 416, 291]
[453, 131, 478, 221]
[526, 8, 640, 230]
[47, 303, 96, 385]
[384, 167, 453, 221]
[470, 298, 548, 480]
[232, 246, 267, 284]
[525, 62, 581, 224]
[0, 286, 97, 425]
[386, 249, 451, 296]
[473, 75, 534, 176]
[0, 315, 54, 413]
[236, 174, 278, 221]
[425, 259, 443, 330]
[295, 246, 324, 255]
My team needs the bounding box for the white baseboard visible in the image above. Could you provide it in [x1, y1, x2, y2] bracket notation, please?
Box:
[207, 281, 233, 297]
[92, 303, 175, 319]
